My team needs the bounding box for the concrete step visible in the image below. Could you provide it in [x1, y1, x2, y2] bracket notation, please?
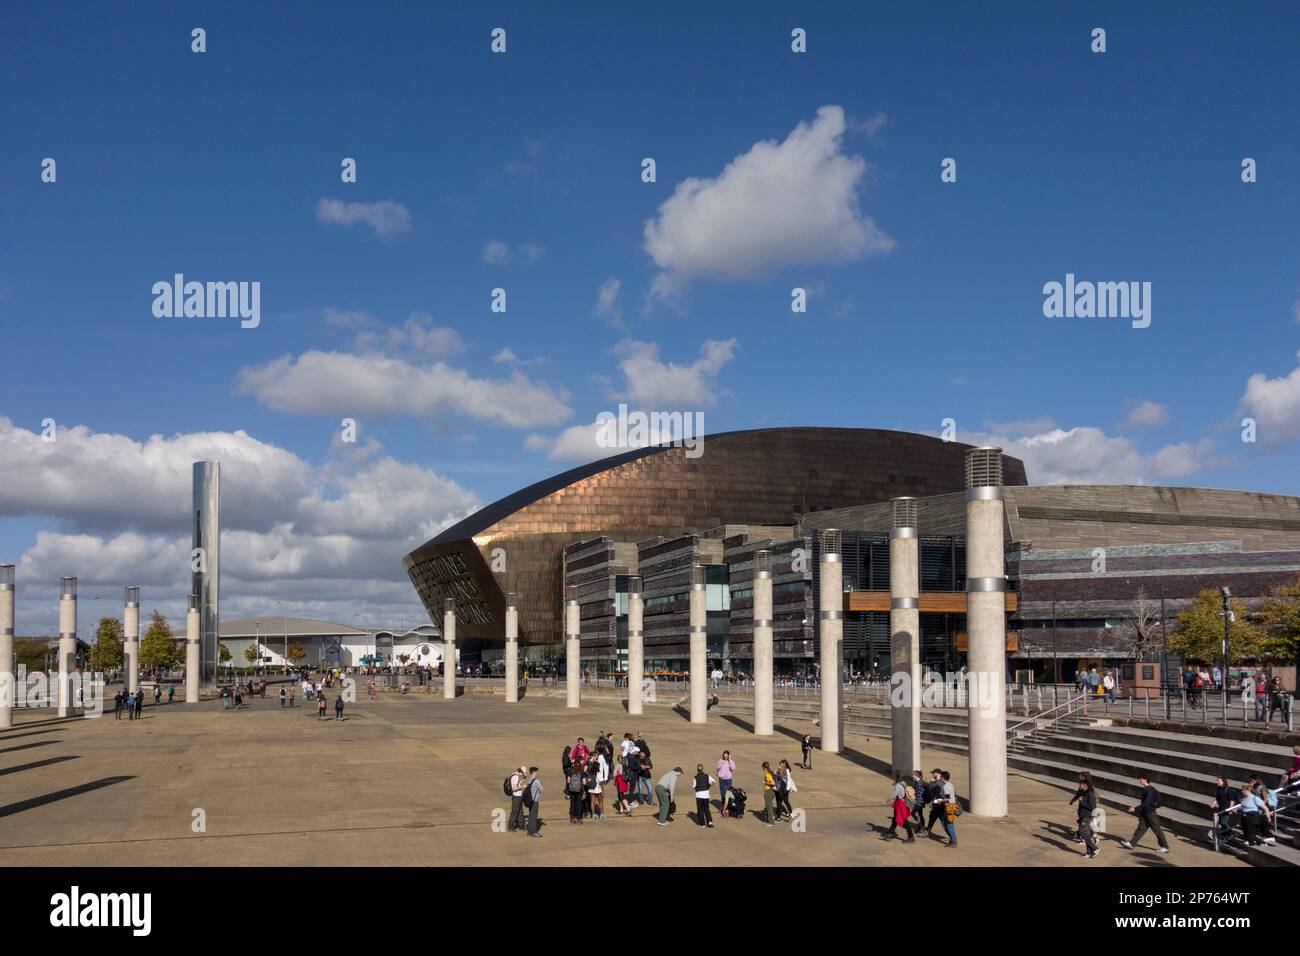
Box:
[1028, 727, 1288, 785]
[1011, 763, 1299, 867]
[1057, 722, 1294, 766]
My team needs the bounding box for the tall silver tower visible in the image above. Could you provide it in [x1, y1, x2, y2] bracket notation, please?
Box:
[192, 460, 220, 683]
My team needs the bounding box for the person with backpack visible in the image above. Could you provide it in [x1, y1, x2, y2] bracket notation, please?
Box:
[525, 767, 543, 837]
[1120, 773, 1170, 853]
[692, 764, 716, 828]
[936, 770, 959, 847]
[566, 759, 586, 824]
[776, 759, 797, 821]
[334, 694, 344, 721]
[506, 766, 528, 832]
[882, 771, 916, 842]
[1072, 774, 1100, 859]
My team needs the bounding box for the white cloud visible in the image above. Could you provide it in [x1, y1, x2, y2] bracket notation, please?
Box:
[642, 105, 893, 294]
[3, 419, 481, 634]
[480, 240, 545, 265]
[963, 421, 1215, 485]
[236, 351, 571, 428]
[594, 277, 622, 324]
[1241, 351, 1300, 442]
[1123, 401, 1168, 430]
[315, 198, 412, 240]
[614, 337, 737, 407]
[353, 313, 465, 358]
[492, 348, 543, 368]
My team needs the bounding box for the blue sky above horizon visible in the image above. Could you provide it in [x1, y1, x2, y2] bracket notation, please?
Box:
[2, 2, 1298, 633]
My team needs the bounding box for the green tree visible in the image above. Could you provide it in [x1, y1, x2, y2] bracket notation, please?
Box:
[90, 616, 123, 673]
[13, 638, 48, 673]
[140, 610, 178, 671]
[1257, 579, 1300, 663]
[244, 644, 261, 665]
[219, 643, 231, 664]
[1170, 588, 1269, 664]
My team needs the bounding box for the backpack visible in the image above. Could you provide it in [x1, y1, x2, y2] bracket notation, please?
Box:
[903, 785, 916, 809]
[567, 774, 583, 794]
[503, 775, 515, 798]
[522, 783, 534, 808]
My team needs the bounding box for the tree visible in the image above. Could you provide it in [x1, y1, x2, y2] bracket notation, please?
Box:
[1123, 589, 1162, 662]
[287, 644, 307, 665]
[91, 616, 123, 672]
[1257, 579, 1300, 663]
[13, 638, 47, 673]
[219, 643, 231, 664]
[140, 610, 179, 671]
[397, 653, 410, 665]
[1169, 588, 1269, 664]
[244, 644, 261, 666]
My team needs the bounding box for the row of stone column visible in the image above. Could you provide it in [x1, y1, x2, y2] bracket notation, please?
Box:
[0, 570, 202, 727]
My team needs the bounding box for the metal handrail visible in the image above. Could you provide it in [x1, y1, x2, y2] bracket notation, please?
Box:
[1006, 693, 1087, 749]
[1211, 777, 1300, 853]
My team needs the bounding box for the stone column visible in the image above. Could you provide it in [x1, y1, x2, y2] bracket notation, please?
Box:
[504, 592, 519, 703]
[0, 565, 14, 729]
[819, 531, 843, 753]
[965, 447, 1008, 817]
[689, 564, 708, 724]
[123, 586, 140, 696]
[627, 575, 644, 716]
[58, 577, 77, 717]
[442, 599, 457, 700]
[565, 587, 581, 709]
[185, 591, 200, 703]
[753, 550, 774, 736]
[890, 498, 922, 776]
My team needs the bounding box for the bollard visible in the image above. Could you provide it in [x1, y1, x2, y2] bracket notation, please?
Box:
[1128, 694, 1133, 718]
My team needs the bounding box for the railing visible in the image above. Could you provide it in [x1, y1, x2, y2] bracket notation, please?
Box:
[1212, 777, 1300, 854]
[1006, 694, 1089, 752]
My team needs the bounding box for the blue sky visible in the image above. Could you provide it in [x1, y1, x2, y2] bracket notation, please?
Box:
[2, 2, 1298, 633]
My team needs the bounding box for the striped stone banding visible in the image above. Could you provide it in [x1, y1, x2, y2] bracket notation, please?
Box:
[821, 554, 841, 563]
[627, 629, 643, 638]
[889, 527, 917, 539]
[891, 597, 918, 609]
[1, 628, 13, 636]
[753, 619, 773, 628]
[754, 570, 772, 580]
[965, 486, 1003, 501]
[60, 632, 77, 639]
[186, 639, 200, 645]
[691, 583, 705, 590]
[966, 577, 1006, 592]
[689, 626, 707, 634]
[820, 610, 842, 620]
[125, 602, 139, 609]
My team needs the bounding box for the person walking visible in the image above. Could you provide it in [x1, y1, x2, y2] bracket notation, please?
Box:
[936, 770, 959, 848]
[526, 768, 543, 837]
[1072, 775, 1100, 858]
[587, 756, 605, 820]
[638, 749, 655, 808]
[656, 766, 683, 826]
[909, 770, 928, 831]
[166, 685, 174, 704]
[288, 685, 295, 708]
[761, 762, 778, 827]
[125, 690, 136, 720]
[1120, 774, 1170, 853]
[614, 759, 633, 815]
[153, 684, 162, 706]
[883, 771, 916, 842]
[693, 764, 716, 828]
[334, 694, 344, 721]
[1267, 677, 1286, 727]
[507, 766, 528, 833]
[924, 769, 947, 834]
[114, 689, 124, 720]
[1254, 672, 1269, 723]
[800, 734, 813, 771]
[716, 750, 736, 816]
[1102, 671, 1116, 704]
[134, 689, 143, 719]
[317, 694, 327, 720]
[280, 686, 286, 708]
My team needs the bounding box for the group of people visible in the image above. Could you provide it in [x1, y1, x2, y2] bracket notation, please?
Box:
[881, 769, 960, 847]
[1075, 667, 1119, 701]
[112, 687, 146, 719]
[1209, 744, 1300, 848]
[1070, 772, 1171, 859]
[505, 731, 807, 837]
[1240, 671, 1290, 725]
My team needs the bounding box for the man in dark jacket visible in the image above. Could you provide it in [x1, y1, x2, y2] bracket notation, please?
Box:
[1070, 775, 1099, 858]
[1121, 774, 1170, 852]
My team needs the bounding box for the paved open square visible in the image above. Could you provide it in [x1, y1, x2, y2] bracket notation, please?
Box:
[0, 691, 1244, 868]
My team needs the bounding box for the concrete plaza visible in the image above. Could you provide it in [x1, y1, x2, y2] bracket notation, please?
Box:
[0, 689, 1244, 867]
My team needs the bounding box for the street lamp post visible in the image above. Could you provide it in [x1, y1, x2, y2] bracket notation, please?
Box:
[1220, 586, 1232, 723]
